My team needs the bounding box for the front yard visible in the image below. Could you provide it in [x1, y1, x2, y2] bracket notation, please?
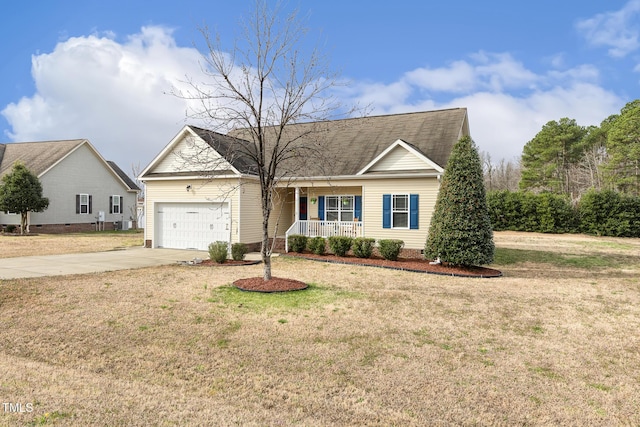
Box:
[0, 230, 144, 258]
[1, 232, 639, 425]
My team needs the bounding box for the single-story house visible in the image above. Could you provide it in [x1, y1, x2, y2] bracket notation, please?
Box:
[139, 108, 470, 256]
[0, 139, 140, 233]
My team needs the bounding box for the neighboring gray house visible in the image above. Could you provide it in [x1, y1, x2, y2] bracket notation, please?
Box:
[0, 139, 140, 233]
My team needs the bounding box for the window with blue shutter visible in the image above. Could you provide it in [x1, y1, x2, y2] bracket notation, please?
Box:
[383, 193, 419, 229]
[354, 196, 362, 221]
[409, 194, 419, 229]
[382, 194, 391, 228]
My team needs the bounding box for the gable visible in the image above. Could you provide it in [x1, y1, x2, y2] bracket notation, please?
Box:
[141, 127, 240, 178]
[0, 139, 138, 192]
[40, 143, 134, 193]
[366, 144, 439, 173]
[357, 139, 444, 175]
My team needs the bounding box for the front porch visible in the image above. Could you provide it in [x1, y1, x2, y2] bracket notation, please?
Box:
[285, 219, 363, 252]
[277, 185, 364, 252]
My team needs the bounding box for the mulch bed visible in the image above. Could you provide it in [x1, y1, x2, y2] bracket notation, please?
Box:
[234, 277, 308, 293]
[200, 259, 261, 266]
[284, 252, 502, 278]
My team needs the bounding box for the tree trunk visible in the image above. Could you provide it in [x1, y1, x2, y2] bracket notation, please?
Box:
[261, 213, 272, 281]
[20, 212, 28, 235]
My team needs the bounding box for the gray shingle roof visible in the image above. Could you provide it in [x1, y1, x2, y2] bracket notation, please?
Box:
[0, 139, 86, 177]
[0, 140, 139, 191]
[224, 108, 468, 177]
[107, 161, 141, 191]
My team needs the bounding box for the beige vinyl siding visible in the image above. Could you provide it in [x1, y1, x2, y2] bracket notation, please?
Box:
[363, 178, 439, 249]
[284, 177, 438, 249]
[145, 178, 241, 245]
[153, 134, 232, 174]
[368, 146, 436, 172]
[238, 180, 264, 243]
[268, 188, 295, 237]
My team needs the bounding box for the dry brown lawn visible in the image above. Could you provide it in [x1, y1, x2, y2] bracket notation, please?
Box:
[1, 231, 639, 426]
[0, 231, 144, 258]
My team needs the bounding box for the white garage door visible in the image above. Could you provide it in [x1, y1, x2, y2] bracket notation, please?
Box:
[155, 202, 230, 250]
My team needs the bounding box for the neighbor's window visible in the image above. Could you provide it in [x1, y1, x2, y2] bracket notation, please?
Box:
[79, 194, 89, 214]
[112, 195, 121, 214]
[325, 195, 354, 221]
[392, 194, 409, 228]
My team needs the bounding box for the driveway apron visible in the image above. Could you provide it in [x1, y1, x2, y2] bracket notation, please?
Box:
[0, 247, 208, 279]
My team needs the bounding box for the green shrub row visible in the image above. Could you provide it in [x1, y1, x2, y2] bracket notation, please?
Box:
[208, 241, 249, 263]
[487, 190, 640, 237]
[286, 235, 404, 260]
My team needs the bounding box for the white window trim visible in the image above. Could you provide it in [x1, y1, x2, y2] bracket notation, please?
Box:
[325, 195, 355, 222]
[112, 195, 121, 214]
[80, 193, 90, 215]
[391, 194, 410, 229]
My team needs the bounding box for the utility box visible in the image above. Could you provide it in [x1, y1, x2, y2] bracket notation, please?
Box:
[98, 211, 105, 222]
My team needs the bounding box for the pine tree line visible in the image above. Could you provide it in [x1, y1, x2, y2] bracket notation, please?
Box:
[482, 100, 640, 199]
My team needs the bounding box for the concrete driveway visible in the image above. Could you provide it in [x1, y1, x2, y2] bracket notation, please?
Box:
[0, 247, 210, 279]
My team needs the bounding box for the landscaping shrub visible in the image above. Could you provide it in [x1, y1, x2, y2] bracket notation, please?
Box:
[208, 241, 228, 264]
[231, 243, 248, 261]
[352, 237, 375, 258]
[287, 234, 307, 253]
[487, 190, 577, 233]
[307, 236, 326, 255]
[425, 136, 494, 266]
[536, 192, 578, 233]
[378, 239, 404, 261]
[579, 189, 640, 237]
[328, 236, 353, 257]
[5, 224, 16, 233]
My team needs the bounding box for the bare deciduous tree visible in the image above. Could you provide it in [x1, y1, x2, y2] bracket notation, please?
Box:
[481, 151, 521, 192]
[174, 1, 351, 280]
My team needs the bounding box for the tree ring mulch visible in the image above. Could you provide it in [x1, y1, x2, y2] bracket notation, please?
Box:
[233, 277, 309, 293]
[283, 253, 502, 278]
[179, 259, 261, 266]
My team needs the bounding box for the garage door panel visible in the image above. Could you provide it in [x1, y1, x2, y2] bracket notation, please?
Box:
[156, 203, 229, 250]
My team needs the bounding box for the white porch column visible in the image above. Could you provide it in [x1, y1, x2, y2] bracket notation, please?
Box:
[294, 187, 300, 221]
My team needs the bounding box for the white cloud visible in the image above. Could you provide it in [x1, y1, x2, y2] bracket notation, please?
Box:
[2, 26, 204, 172]
[0, 26, 625, 173]
[344, 53, 622, 162]
[404, 53, 538, 93]
[576, 0, 640, 58]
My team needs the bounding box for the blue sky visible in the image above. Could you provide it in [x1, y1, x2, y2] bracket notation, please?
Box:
[1, 1, 638, 174]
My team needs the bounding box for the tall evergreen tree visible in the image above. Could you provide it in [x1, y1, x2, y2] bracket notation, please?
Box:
[605, 100, 640, 196]
[425, 136, 494, 266]
[520, 118, 586, 197]
[0, 162, 49, 235]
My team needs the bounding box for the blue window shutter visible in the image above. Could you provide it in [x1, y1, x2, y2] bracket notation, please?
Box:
[382, 194, 391, 229]
[410, 194, 419, 229]
[354, 196, 362, 220]
[318, 196, 325, 220]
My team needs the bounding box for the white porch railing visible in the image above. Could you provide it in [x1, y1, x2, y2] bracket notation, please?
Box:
[285, 220, 363, 252]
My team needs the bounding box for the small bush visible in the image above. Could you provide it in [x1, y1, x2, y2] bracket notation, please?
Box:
[328, 236, 353, 257]
[378, 239, 404, 261]
[5, 224, 17, 233]
[231, 243, 248, 261]
[287, 234, 307, 253]
[208, 241, 228, 264]
[352, 237, 376, 258]
[307, 236, 326, 255]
